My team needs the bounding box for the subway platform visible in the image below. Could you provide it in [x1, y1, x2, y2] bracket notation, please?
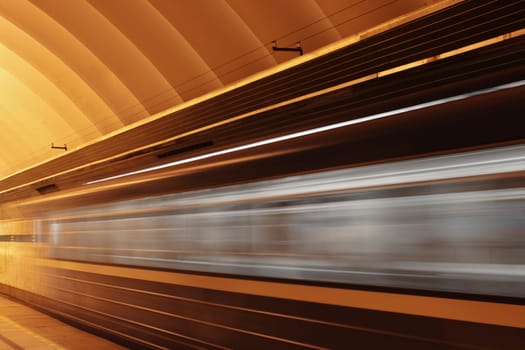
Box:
[0, 294, 123, 350]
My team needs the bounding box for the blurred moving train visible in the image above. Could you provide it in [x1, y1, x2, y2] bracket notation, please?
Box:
[16, 143, 525, 298]
[2, 139, 525, 349]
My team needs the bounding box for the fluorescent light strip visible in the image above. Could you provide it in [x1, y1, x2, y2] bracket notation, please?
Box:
[87, 79, 525, 185]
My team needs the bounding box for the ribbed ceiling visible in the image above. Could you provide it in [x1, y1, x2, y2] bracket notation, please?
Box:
[0, 0, 443, 179]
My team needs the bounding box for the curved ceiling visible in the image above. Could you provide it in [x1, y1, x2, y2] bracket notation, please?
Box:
[0, 0, 442, 179]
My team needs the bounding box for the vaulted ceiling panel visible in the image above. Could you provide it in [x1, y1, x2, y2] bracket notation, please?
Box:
[149, 0, 277, 85]
[28, 0, 181, 121]
[0, 1, 126, 133]
[0, 68, 77, 176]
[316, 0, 443, 37]
[227, 0, 342, 65]
[0, 44, 97, 139]
[88, 0, 223, 103]
[0, 109, 32, 174]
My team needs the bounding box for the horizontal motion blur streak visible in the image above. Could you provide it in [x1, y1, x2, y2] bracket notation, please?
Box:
[87, 79, 525, 185]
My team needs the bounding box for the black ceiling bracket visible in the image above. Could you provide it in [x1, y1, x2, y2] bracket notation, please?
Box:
[51, 143, 67, 151]
[272, 41, 303, 56]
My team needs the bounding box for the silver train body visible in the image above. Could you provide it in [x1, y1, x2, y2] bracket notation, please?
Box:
[24, 144, 525, 299]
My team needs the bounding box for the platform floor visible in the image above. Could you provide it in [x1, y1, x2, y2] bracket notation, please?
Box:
[0, 294, 124, 350]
